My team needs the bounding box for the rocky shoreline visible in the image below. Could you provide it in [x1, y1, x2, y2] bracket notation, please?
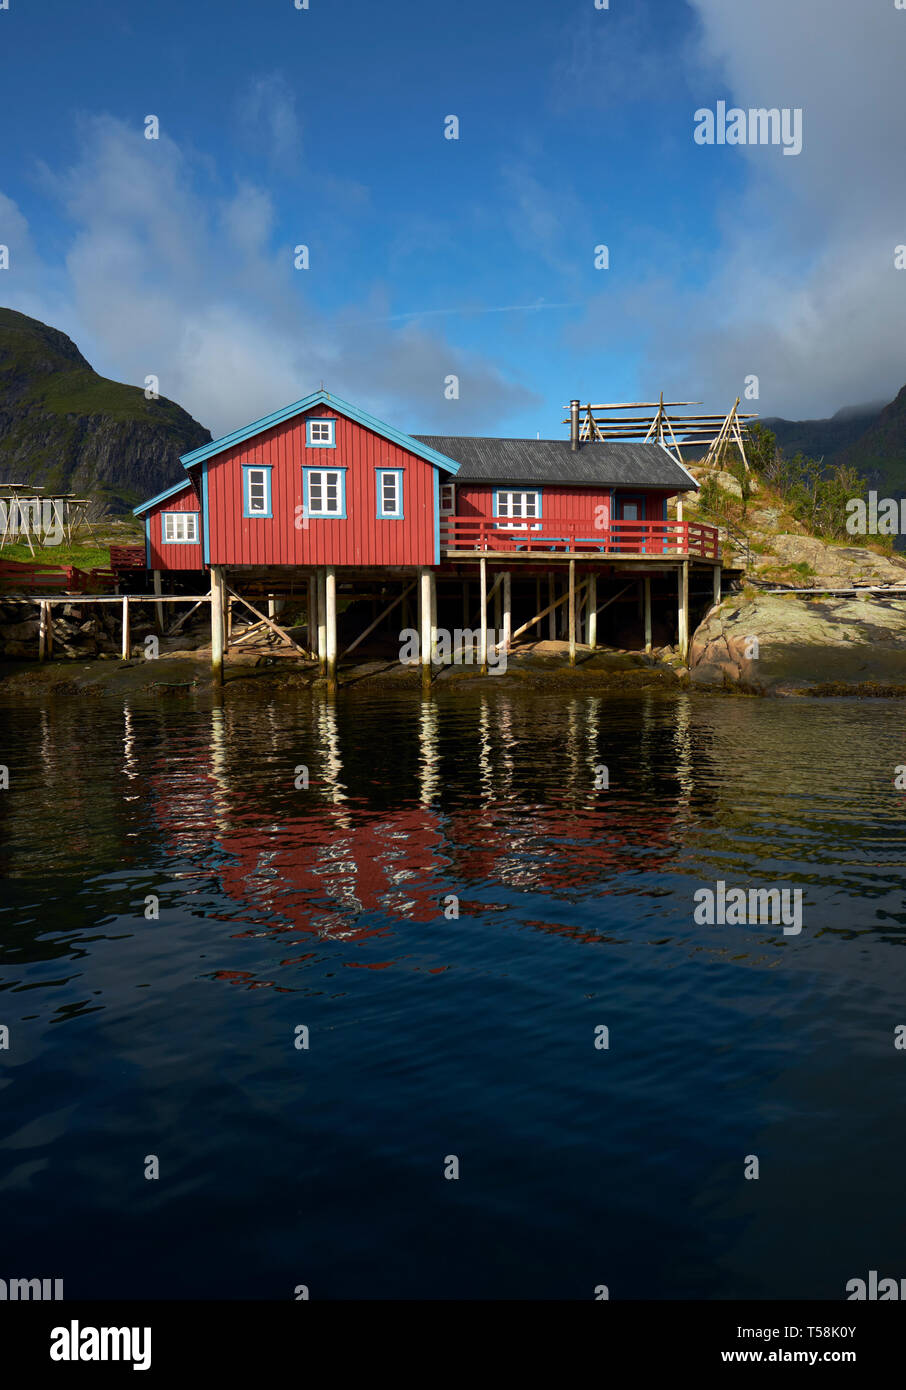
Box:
[2, 528, 904, 699]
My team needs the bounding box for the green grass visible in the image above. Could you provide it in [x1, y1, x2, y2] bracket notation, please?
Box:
[0, 519, 144, 570]
[1, 539, 112, 568]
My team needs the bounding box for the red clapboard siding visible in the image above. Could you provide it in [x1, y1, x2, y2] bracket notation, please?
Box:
[205, 408, 438, 567]
[146, 482, 204, 570]
[456, 486, 669, 526]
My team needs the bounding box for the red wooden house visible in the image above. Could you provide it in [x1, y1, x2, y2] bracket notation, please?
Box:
[133, 389, 719, 678]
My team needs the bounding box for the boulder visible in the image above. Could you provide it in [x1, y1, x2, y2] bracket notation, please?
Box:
[690, 591, 906, 694]
[762, 535, 906, 587]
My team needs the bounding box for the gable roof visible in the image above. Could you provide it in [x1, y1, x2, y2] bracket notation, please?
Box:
[133, 478, 198, 516]
[412, 436, 699, 491]
[179, 388, 461, 475]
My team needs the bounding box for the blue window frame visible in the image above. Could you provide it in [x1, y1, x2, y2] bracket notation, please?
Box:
[303, 466, 347, 519]
[243, 465, 272, 518]
[306, 418, 337, 449]
[162, 512, 200, 544]
[376, 468, 404, 519]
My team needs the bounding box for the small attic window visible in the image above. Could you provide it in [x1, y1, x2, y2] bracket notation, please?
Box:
[306, 419, 336, 448]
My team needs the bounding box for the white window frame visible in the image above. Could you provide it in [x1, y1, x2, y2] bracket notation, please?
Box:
[439, 483, 455, 515]
[304, 467, 346, 518]
[494, 489, 541, 530]
[377, 468, 403, 519]
[162, 512, 199, 544]
[243, 466, 271, 518]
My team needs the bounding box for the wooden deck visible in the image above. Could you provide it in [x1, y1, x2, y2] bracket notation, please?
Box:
[440, 517, 719, 562]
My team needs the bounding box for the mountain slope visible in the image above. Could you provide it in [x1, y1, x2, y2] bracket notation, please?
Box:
[761, 402, 885, 464]
[0, 308, 211, 510]
[762, 395, 906, 494]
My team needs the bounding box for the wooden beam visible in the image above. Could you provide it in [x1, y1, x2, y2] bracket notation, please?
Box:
[121, 595, 131, 661]
[343, 580, 416, 657]
[167, 594, 210, 636]
[225, 585, 310, 656]
[511, 576, 589, 644]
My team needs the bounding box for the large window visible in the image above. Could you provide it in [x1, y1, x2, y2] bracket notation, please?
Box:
[494, 489, 541, 529]
[162, 512, 199, 543]
[243, 465, 272, 518]
[376, 468, 404, 519]
[304, 467, 346, 518]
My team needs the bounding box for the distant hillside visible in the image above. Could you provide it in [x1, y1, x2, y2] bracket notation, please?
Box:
[761, 402, 884, 463]
[762, 395, 906, 494]
[0, 308, 211, 511]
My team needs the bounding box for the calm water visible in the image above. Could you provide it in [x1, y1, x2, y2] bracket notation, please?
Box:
[0, 684, 904, 1300]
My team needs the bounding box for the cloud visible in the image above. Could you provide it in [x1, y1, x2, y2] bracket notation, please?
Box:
[1, 113, 537, 436]
[641, 0, 906, 415]
[237, 72, 302, 169]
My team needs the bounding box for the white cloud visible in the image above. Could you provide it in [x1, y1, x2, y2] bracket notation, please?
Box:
[1, 112, 537, 437]
[651, 0, 906, 415]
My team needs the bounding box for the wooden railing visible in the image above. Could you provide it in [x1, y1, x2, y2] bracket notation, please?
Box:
[441, 517, 719, 560]
[109, 545, 146, 570]
[0, 559, 118, 593]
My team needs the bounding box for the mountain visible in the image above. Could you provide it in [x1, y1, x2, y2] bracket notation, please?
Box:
[761, 402, 884, 463]
[0, 308, 210, 511]
[762, 394, 906, 494]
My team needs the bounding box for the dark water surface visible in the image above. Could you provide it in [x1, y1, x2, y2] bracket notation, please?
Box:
[0, 685, 904, 1300]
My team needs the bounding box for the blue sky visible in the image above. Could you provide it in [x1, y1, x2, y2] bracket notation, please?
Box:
[2, 0, 905, 439]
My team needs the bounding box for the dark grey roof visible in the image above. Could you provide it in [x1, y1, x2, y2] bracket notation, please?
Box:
[413, 436, 698, 490]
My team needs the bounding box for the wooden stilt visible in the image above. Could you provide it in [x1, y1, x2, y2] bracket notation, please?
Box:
[307, 574, 316, 655]
[153, 569, 163, 632]
[479, 557, 488, 674]
[568, 560, 576, 665]
[712, 563, 722, 608]
[587, 572, 597, 649]
[678, 561, 689, 662]
[211, 567, 223, 682]
[430, 569, 438, 661]
[644, 576, 652, 652]
[121, 594, 131, 661]
[419, 567, 433, 689]
[548, 572, 556, 641]
[317, 570, 327, 674]
[501, 570, 511, 653]
[325, 566, 337, 689]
